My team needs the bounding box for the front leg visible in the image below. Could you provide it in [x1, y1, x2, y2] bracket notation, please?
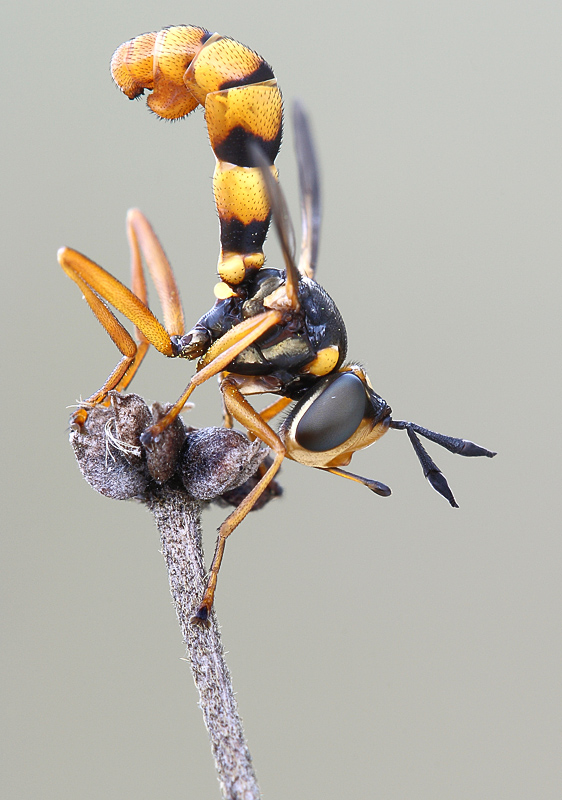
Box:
[58, 246, 160, 428]
[59, 209, 184, 427]
[143, 310, 284, 442]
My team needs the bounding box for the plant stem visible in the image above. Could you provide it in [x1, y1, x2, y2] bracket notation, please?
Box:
[150, 489, 261, 800]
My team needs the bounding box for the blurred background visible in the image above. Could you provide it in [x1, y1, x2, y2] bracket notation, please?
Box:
[2, 1, 561, 797]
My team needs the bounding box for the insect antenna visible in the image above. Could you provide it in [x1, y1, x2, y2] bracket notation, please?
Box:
[390, 420, 497, 507]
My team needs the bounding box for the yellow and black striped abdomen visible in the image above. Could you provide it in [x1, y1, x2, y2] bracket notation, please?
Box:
[111, 26, 283, 287]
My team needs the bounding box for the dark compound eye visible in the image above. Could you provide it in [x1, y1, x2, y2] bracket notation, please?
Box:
[295, 373, 367, 452]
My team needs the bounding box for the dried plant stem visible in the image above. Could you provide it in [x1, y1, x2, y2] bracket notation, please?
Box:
[70, 394, 269, 799]
[149, 490, 260, 800]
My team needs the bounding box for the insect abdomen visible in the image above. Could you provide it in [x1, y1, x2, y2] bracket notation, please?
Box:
[111, 26, 283, 287]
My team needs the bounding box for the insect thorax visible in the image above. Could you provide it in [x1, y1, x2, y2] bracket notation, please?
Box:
[175, 269, 348, 398]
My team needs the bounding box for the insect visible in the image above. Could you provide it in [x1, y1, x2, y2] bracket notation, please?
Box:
[59, 26, 496, 625]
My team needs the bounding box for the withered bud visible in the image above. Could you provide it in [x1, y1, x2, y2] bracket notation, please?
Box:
[69, 393, 271, 506]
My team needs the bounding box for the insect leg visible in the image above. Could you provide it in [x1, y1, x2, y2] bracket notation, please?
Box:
[113, 209, 186, 393]
[247, 397, 292, 484]
[126, 208, 185, 338]
[322, 466, 392, 497]
[58, 246, 174, 426]
[218, 372, 235, 429]
[257, 396, 293, 424]
[142, 310, 284, 442]
[192, 379, 286, 627]
[224, 393, 291, 439]
[60, 263, 138, 428]
[58, 248, 174, 354]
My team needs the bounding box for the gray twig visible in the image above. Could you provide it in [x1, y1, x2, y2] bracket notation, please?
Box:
[69, 392, 277, 799]
[150, 490, 259, 799]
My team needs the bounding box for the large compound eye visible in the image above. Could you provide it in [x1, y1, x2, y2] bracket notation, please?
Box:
[295, 373, 367, 452]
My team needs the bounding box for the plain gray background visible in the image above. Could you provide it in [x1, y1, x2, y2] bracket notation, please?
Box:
[2, 1, 560, 797]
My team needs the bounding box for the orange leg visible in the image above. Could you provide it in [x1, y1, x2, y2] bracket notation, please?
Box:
[223, 392, 291, 434]
[192, 378, 286, 626]
[243, 396, 292, 445]
[219, 372, 235, 429]
[59, 210, 185, 425]
[222, 393, 291, 492]
[58, 254, 147, 427]
[143, 310, 284, 441]
[322, 466, 392, 497]
[125, 209, 185, 338]
[115, 210, 186, 393]
[257, 396, 292, 424]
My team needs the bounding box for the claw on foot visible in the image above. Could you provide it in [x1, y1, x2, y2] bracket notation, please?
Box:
[190, 604, 211, 629]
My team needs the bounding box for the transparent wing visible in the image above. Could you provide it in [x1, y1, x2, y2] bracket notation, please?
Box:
[293, 101, 321, 279]
[249, 142, 301, 310]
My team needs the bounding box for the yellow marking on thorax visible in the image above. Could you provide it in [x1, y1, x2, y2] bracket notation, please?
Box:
[214, 281, 237, 300]
[302, 346, 340, 376]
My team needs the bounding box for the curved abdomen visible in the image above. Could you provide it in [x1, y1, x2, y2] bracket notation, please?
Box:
[111, 26, 283, 287]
